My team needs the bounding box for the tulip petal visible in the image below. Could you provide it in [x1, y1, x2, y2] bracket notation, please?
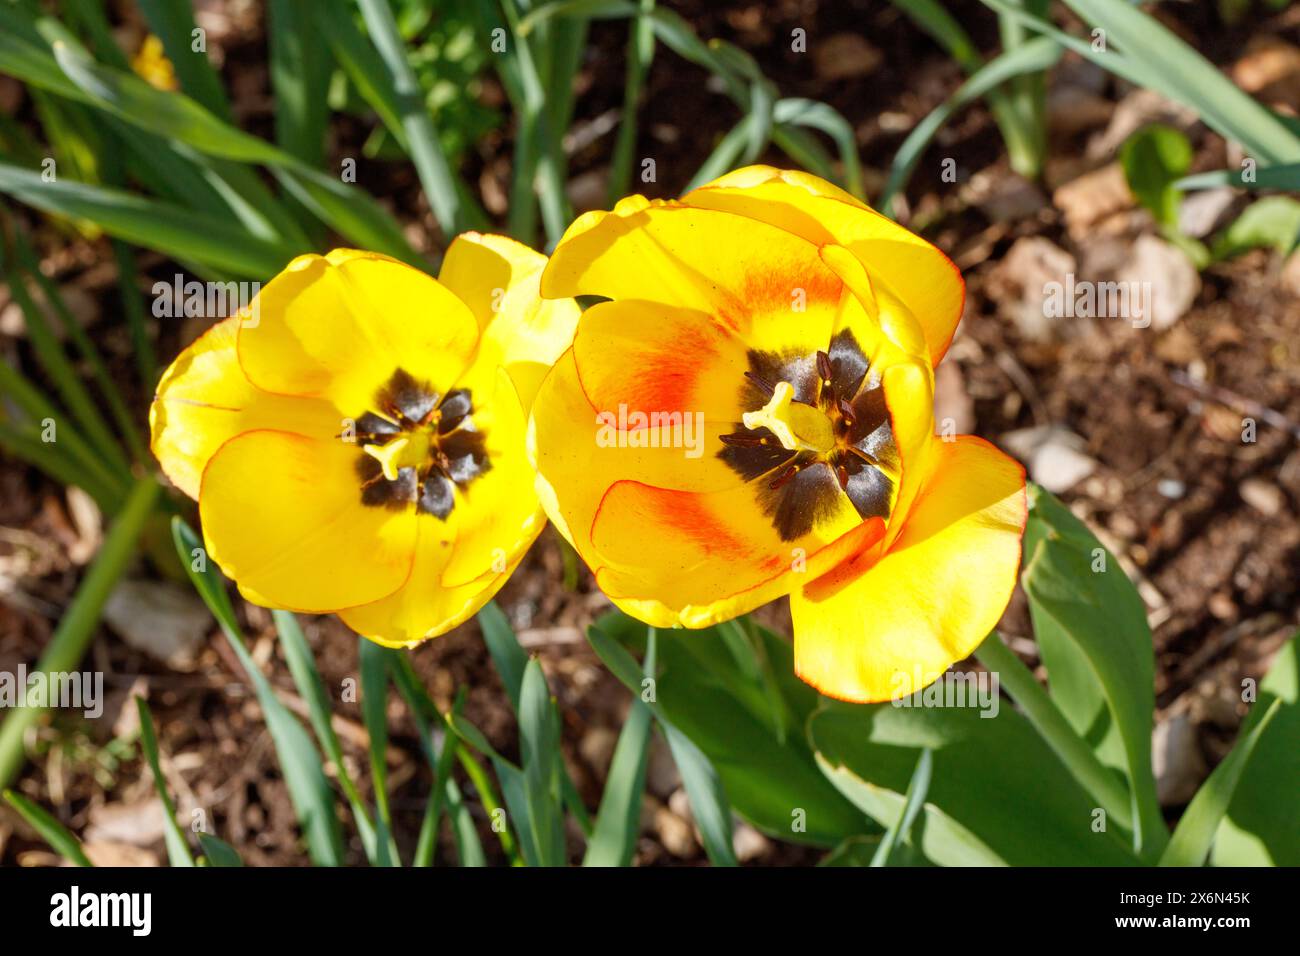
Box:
[339, 514, 526, 646]
[150, 317, 340, 499]
[237, 250, 479, 415]
[789, 436, 1027, 703]
[199, 429, 418, 612]
[540, 199, 843, 355]
[438, 232, 580, 409]
[587, 464, 866, 624]
[686, 165, 964, 364]
[439, 369, 545, 588]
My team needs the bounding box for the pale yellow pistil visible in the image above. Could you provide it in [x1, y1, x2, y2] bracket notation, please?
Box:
[363, 429, 432, 481]
[742, 380, 835, 455]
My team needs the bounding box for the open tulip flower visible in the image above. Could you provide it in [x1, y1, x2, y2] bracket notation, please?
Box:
[530, 166, 1027, 702]
[151, 236, 579, 646]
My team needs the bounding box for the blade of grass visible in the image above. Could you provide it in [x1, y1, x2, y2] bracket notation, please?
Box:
[0, 162, 295, 277]
[587, 625, 738, 865]
[880, 35, 1061, 216]
[1159, 699, 1282, 866]
[519, 658, 566, 866]
[2, 227, 132, 473]
[0, 477, 157, 788]
[477, 602, 592, 835]
[357, 0, 472, 238]
[2, 789, 94, 866]
[0, 353, 126, 508]
[135, 695, 197, 866]
[982, 0, 1300, 164]
[869, 748, 933, 866]
[11, 229, 148, 464]
[607, 0, 655, 205]
[273, 610, 382, 863]
[171, 518, 345, 865]
[582, 630, 655, 866]
[135, 0, 232, 121]
[109, 240, 156, 391]
[773, 98, 864, 198]
[267, 0, 332, 167]
[358, 637, 401, 866]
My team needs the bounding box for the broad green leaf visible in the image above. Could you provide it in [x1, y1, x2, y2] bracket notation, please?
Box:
[2, 789, 94, 867]
[1212, 196, 1300, 260]
[1021, 484, 1166, 859]
[593, 611, 869, 846]
[1212, 636, 1299, 866]
[197, 834, 243, 867]
[809, 697, 1140, 866]
[1120, 124, 1193, 229]
[172, 518, 344, 866]
[1161, 700, 1282, 866]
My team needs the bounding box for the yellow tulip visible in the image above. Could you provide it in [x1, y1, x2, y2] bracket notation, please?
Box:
[151, 236, 579, 646]
[529, 166, 1027, 702]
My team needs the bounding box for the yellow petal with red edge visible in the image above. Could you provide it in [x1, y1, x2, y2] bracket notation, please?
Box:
[237, 250, 479, 414]
[338, 515, 527, 646]
[150, 316, 342, 499]
[438, 232, 580, 409]
[540, 198, 843, 353]
[789, 436, 1027, 703]
[199, 429, 418, 612]
[528, 348, 754, 548]
[439, 368, 545, 588]
[572, 299, 752, 425]
[685, 165, 964, 364]
[585, 458, 867, 627]
[597, 515, 888, 629]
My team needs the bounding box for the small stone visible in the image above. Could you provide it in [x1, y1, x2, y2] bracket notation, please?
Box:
[1240, 478, 1283, 517]
[1002, 425, 1097, 494]
[653, 804, 697, 859]
[733, 823, 772, 863]
[1157, 478, 1186, 499]
[1178, 188, 1242, 239]
[1117, 236, 1200, 331]
[988, 237, 1077, 342]
[103, 579, 211, 670]
[578, 726, 618, 776]
[1052, 163, 1134, 239]
[1152, 713, 1206, 806]
[813, 34, 882, 81]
